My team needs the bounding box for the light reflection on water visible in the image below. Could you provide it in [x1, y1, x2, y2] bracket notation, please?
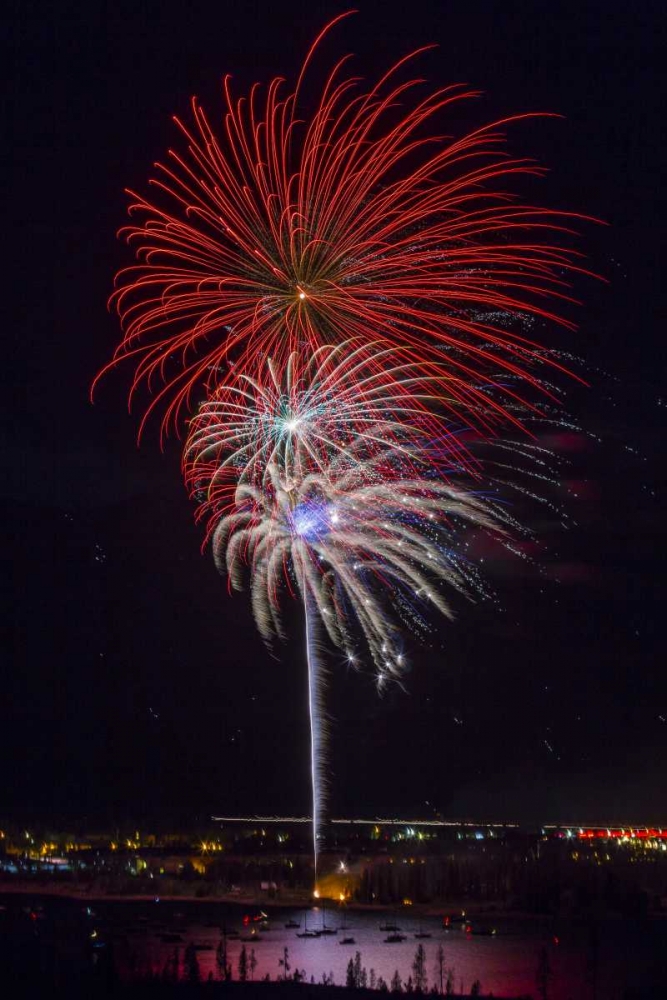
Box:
[115, 906, 588, 998]
[8, 894, 664, 1000]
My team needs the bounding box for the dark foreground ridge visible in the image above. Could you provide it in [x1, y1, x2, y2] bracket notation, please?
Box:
[2, 981, 517, 1000]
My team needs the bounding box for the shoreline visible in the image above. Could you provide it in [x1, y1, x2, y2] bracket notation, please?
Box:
[0, 880, 579, 921]
[0, 880, 464, 913]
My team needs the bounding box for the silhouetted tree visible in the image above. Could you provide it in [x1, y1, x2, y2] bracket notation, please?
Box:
[354, 951, 365, 988]
[471, 979, 482, 996]
[536, 947, 552, 1000]
[586, 923, 599, 1000]
[238, 945, 247, 982]
[346, 951, 367, 988]
[216, 937, 231, 981]
[163, 948, 179, 983]
[278, 946, 290, 981]
[183, 943, 200, 984]
[249, 947, 257, 981]
[391, 969, 403, 992]
[434, 944, 445, 995]
[412, 943, 427, 992]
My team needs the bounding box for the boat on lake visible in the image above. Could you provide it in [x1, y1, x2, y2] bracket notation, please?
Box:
[384, 932, 407, 943]
[317, 899, 337, 935]
[296, 912, 319, 938]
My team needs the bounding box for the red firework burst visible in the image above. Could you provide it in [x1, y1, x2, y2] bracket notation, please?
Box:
[94, 12, 597, 440]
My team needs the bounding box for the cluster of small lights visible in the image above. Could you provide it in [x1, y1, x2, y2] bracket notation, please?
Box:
[199, 840, 224, 853]
[574, 827, 667, 843]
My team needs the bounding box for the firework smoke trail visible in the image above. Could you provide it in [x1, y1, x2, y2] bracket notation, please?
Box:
[301, 564, 326, 883]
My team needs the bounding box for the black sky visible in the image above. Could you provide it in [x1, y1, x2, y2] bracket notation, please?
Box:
[4, 0, 666, 829]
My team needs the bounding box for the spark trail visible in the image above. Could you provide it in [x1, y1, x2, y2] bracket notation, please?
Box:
[94, 12, 596, 443]
[96, 15, 596, 887]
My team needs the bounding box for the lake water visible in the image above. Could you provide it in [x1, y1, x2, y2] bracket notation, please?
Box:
[3, 895, 666, 998]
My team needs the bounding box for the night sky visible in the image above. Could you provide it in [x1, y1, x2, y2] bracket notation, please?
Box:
[5, 0, 665, 829]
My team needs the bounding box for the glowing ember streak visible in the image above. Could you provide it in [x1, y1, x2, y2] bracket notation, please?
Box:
[93, 14, 596, 441]
[184, 339, 481, 534]
[95, 14, 597, 887]
[187, 347, 510, 865]
[206, 451, 498, 685]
